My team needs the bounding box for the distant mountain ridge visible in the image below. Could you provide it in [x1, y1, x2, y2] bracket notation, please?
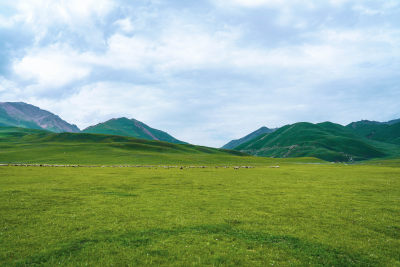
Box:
[82, 117, 186, 144]
[235, 122, 394, 162]
[222, 126, 275, 149]
[1, 101, 399, 162]
[0, 102, 186, 145]
[346, 119, 400, 145]
[387, 118, 400, 125]
[0, 102, 79, 133]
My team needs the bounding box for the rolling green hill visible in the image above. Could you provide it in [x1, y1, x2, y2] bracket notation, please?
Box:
[83, 117, 185, 144]
[0, 102, 80, 132]
[0, 126, 321, 165]
[346, 120, 400, 145]
[235, 122, 397, 162]
[386, 118, 400, 125]
[221, 126, 275, 149]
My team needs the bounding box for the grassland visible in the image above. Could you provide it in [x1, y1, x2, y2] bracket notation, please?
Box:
[0, 127, 322, 166]
[1, 126, 399, 266]
[1, 162, 399, 266]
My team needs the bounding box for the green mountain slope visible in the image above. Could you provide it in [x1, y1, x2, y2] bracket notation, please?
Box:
[386, 118, 400, 125]
[83, 117, 185, 144]
[0, 102, 80, 133]
[235, 122, 395, 162]
[222, 126, 275, 149]
[346, 120, 400, 145]
[0, 126, 323, 165]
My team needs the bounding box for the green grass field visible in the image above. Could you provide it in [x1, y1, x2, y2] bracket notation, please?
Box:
[0, 127, 323, 166]
[1, 163, 399, 266]
[1, 127, 399, 266]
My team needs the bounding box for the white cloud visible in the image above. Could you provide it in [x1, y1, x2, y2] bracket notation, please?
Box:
[229, 0, 285, 8]
[82, 22, 241, 72]
[1, 0, 399, 146]
[0, 15, 15, 28]
[15, 0, 114, 25]
[215, 0, 297, 8]
[8, 0, 115, 44]
[13, 23, 398, 89]
[29, 82, 176, 130]
[114, 18, 134, 33]
[329, 0, 349, 6]
[13, 44, 91, 88]
[353, 1, 400, 16]
[88, 21, 353, 79]
[212, 0, 320, 10]
[0, 77, 19, 94]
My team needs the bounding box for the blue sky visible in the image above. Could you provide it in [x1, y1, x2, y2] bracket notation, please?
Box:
[0, 0, 399, 146]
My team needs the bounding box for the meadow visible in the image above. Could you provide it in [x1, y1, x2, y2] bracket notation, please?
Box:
[1, 162, 399, 266]
[0, 127, 399, 266]
[0, 127, 322, 166]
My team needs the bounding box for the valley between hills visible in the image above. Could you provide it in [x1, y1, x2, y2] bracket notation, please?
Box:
[1, 101, 399, 163]
[1, 101, 399, 266]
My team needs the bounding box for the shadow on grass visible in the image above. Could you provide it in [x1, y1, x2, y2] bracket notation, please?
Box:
[14, 224, 377, 266]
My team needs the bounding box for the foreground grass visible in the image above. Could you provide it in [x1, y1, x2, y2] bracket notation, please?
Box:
[1, 163, 399, 266]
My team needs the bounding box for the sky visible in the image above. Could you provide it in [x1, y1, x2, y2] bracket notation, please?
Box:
[0, 0, 399, 147]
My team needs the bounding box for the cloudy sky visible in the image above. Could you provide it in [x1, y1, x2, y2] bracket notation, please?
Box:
[0, 0, 399, 147]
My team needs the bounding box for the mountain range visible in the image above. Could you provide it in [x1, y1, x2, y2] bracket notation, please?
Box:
[0, 102, 184, 144]
[225, 119, 400, 162]
[346, 120, 400, 145]
[0, 102, 79, 133]
[234, 122, 390, 162]
[82, 117, 185, 144]
[221, 126, 275, 149]
[0, 101, 399, 162]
